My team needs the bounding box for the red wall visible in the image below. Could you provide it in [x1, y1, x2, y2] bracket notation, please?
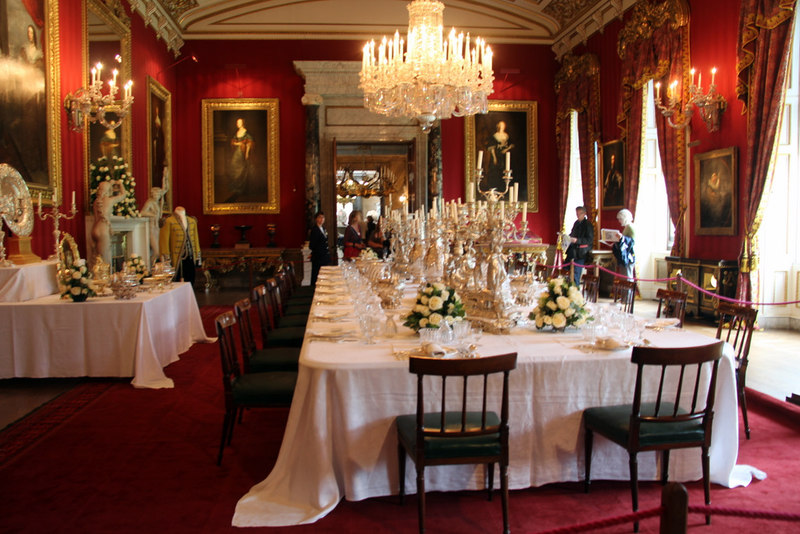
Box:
[441, 43, 560, 242]
[577, 0, 746, 261]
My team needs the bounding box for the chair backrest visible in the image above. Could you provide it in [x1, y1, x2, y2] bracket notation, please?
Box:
[554, 265, 571, 280]
[628, 341, 724, 450]
[282, 263, 299, 294]
[612, 279, 636, 314]
[251, 284, 276, 347]
[268, 276, 289, 317]
[215, 311, 242, 392]
[233, 298, 257, 368]
[656, 288, 688, 327]
[582, 274, 599, 303]
[409, 353, 517, 441]
[715, 302, 758, 369]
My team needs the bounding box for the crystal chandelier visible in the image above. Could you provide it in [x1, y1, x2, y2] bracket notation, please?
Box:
[359, 0, 494, 133]
[64, 58, 133, 132]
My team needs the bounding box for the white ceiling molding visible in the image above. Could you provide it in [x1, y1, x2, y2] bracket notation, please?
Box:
[127, 0, 185, 55]
[551, 0, 636, 59]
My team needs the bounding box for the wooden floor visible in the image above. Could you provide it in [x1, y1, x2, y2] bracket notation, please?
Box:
[1, 290, 799, 431]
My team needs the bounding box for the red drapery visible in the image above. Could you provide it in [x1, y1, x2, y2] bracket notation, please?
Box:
[555, 53, 601, 251]
[22, 0, 45, 28]
[617, 0, 690, 235]
[735, 0, 797, 300]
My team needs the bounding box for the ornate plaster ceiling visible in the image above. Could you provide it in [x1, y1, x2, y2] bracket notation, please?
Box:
[145, 0, 636, 57]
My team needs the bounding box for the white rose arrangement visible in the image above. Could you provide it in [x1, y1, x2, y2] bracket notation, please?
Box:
[358, 248, 378, 260]
[529, 276, 591, 330]
[127, 253, 149, 279]
[89, 155, 139, 218]
[59, 259, 96, 302]
[403, 282, 466, 332]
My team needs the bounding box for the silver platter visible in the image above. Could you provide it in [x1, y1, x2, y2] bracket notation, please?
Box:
[0, 164, 34, 237]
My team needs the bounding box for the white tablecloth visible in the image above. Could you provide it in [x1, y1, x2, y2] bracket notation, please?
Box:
[0, 282, 214, 388]
[233, 267, 746, 527]
[0, 260, 59, 302]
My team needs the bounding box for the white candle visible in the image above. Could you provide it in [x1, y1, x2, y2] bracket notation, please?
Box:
[711, 67, 717, 86]
[522, 202, 527, 220]
[513, 183, 519, 204]
[655, 82, 661, 101]
[697, 72, 702, 91]
[53, 185, 58, 206]
[38, 192, 42, 212]
[690, 68, 696, 87]
[71, 191, 76, 207]
[499, 201, 505, 221]
[476, 150, 484, 169]
[505, 151, 511, 171]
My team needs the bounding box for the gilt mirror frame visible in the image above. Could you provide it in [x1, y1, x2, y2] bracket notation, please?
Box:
[83, 0, 132, 209]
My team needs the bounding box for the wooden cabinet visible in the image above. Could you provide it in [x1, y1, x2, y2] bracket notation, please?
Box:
[665, 257, 738, 318]
[201, 248, 285, 292]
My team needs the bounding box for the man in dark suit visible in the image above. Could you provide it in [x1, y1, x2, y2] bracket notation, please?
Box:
[309, 211, 331, 286]
[565, 206, 594, 285]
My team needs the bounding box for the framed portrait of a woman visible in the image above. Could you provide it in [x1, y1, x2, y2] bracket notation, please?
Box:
[694, 147, 737, 235]
[0, 0, 61, 205]
[464, 100, 538, 212]
[147, 76, 172, 211]
[202, 98, 280, 214]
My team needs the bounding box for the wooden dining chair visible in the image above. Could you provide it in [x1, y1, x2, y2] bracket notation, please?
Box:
[283, 261, 315, 298]
[233, 298, 300, 373]
[260, 280, 308, 328]
[715, 302, 758, 439]
[274, 274, 313, 314]
[583, 341, 724, 532]
[612, 279, 636, 314]
[397, 352, 517, 534]
[581, 273, 599, 303]
[214, 311, 297, 465]
[656, 288, 688, 327]
[251, 284, 306, 349]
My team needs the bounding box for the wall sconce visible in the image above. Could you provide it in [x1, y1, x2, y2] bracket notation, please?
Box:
[655, 67, 727, 132]
[64, 56, 133, 132]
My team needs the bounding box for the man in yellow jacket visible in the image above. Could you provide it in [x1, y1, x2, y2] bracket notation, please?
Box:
[159, 206, 201, 284]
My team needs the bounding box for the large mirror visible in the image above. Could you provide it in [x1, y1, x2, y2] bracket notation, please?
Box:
[83, 0, 132, 208]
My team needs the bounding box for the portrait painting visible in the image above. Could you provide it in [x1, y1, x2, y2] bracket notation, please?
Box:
[0, 0, 61, 203]
[465, 100, 538, 212]
[202, 99, 280, 214]
[694, 147, 737, 236]
[147, 76, 171, 210]
[601, 140, 625, 210]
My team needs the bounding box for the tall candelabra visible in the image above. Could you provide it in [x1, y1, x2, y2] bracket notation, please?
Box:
[38, 194, 77, 262]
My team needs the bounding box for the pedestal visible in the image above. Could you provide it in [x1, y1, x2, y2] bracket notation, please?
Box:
[6, 236, 42, 265]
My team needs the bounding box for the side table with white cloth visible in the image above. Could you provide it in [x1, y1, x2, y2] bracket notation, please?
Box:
[0, 282, 214, 388]
[0, 260, 59, 302]
[233, 265, 756, 527]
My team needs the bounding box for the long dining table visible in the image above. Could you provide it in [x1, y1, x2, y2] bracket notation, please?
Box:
[232, 265, 750, 527]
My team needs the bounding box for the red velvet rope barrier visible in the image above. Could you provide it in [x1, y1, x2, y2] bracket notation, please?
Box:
[689, 505, 800, 522]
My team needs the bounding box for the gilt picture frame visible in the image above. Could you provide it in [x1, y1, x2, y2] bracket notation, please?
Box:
[600, 139, 625, 210]
[147, 76, 172, 211]
[464, 100, 538, 212]
[0, 0, 61, 205]
[202, 98, 280, 215]
[694, 146, 737, 236]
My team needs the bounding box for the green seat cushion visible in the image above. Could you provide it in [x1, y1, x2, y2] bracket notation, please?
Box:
[285, 304, 312, 316]
[265, 326, 306, 348]
[277, 314, 308, 328]
[396, 411, 502, 460]
[231, 371, 297, 405]
[248, 347, 300, 372]
[584, 402, 706, 448]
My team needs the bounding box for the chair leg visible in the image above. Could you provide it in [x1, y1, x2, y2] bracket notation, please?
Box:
[217, 409, 233, 466]
[487, 462, 495, 501]
[416, 466, 426, 534]
[702, 446, 711, 525]
[740, 386, 751, 439]
[501, 463, 510, 534]
[584, 425, 593, 493]
[226, 408, 237, 445]
[661, 450, 670, 485]
[398, 443, 406, 505]
[629, 453, 639, 533]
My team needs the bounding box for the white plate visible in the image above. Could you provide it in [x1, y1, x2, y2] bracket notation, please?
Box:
[645, 318, 681, 329]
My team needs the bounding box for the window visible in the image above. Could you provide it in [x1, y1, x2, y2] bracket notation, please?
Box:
[563, 110, 585, 225]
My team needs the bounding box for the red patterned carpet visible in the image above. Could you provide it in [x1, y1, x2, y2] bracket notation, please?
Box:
[1, 306, 799, 533]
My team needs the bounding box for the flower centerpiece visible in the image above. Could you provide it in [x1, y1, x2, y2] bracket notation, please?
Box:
[88, 155, 139, 218]
[403, 282, 466, 332]
[358, 248, 378, 260]
[59, 259, 96, 302]
[529, 277, 591, 331]
[126, 253, 149, 281]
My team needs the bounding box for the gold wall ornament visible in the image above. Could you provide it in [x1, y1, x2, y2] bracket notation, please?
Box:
[554, 53, 600, 94]
[202, 98, 281, 215]
[617, 0, 690, 59]
[543, 0, 597, 27]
